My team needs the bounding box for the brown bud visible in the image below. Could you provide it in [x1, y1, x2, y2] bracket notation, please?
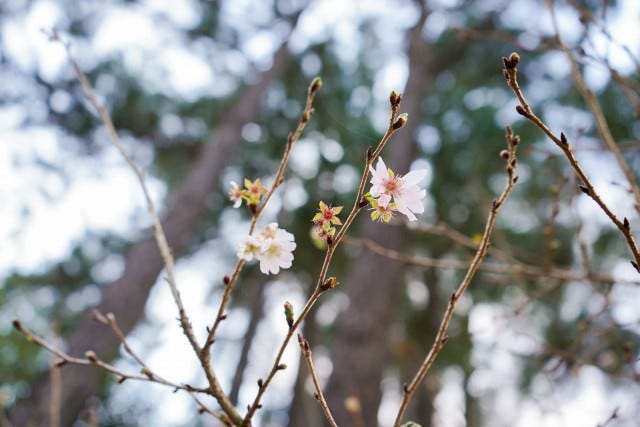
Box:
[509, 52, 520, 66]
[277, 363, 287, 370]
[623, 217, 630, 229]
[223, 275, 230, 285]
[85, 351, 98, 363]
[560, 132, 568, 145]
[392, 113, 408, 130]
[579, 185, 590, 195]
[515, 105, 528, 117]
[321, 276, 340, 291]
[502, 52, 520, 70]
[389, 91, 402, 107]
[500, 150, 509, 160]
[631, 260, 639, 273]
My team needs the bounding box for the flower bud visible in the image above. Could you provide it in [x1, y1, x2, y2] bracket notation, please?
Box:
[309, 77, 323, 94]
[392, 113, 408, 130]
[284, 301, 294, 328]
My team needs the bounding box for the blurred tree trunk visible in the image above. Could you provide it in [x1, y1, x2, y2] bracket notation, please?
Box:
[9, 44, 291, 427]
[322, 8, 431, 426]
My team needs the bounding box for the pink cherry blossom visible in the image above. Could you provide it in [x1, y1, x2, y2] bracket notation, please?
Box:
[369, 157, 427, 221]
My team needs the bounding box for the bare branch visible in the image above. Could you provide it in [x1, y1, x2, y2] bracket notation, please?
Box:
[503, 51, 640, 271]
[297, 334, 337, 427]
[394, 126, 521, 426]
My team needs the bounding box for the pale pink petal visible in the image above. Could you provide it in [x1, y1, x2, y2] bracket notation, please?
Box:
[377, 193, 392, 208]
[402, 169, 427, 186]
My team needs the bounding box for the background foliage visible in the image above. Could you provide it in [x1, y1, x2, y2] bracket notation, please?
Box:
[1, 0, 639, 425]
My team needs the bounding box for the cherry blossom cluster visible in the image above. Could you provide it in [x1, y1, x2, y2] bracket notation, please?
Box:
[229, 178, 268, 209]
[237, 223, 296, 275]
[312, 201, 343, 243]
[367, 157, 427, 222]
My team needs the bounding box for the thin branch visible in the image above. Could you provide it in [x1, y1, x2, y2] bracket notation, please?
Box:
[12, 318, 207, 392]
[243, 94, 407, 425]
[12, 318, 224, 423]
[297, 334, 337, 427]
[393, 126, 521, 426]
[596, 407, 619, 427]
[503, 52, 640, 272]
[44, 29, 242, 423]
[44, 30, 202, 354]
[48, 326, 62, 427]
[203, 77, 323, 356]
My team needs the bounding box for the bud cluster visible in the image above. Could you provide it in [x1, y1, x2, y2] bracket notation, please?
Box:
[229, 178, 268, 209]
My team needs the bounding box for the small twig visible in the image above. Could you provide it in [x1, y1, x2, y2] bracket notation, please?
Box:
[297, 334, 337, 427]
[12, 318, 226, 423]
[503, 51, 640, 272]
[243, 93, 407, 425]
[12, 318, 208, 392]
[596, 407, 619, 427]
[48, 325, 62, 427]
[393, 126, 521, 426]
[92, 310, 190, 389]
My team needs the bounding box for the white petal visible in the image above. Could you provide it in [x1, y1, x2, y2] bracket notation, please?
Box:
[402, 169, 427, 185]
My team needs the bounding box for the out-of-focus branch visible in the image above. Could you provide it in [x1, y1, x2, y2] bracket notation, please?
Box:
[394, 126, 521, 426]
[48, 327, 62, 427]
[48, 30, 243, 422]
[345, 235, 638, 286]
[545, 0, 640, 214]
[503, 52, 640, 273]
[297, 334, 337, 427]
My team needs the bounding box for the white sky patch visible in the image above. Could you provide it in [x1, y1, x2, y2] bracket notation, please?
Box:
[143, 0, 201, 29]
[1, 0, 68, 80]
[92, 6, 163, 55]
[159, 47, 215, 98]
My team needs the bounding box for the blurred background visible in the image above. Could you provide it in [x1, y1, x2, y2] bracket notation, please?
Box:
[1, 0, 640, 426]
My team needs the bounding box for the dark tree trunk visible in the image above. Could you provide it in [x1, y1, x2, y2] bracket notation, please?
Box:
[10, 44, 291, 427]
